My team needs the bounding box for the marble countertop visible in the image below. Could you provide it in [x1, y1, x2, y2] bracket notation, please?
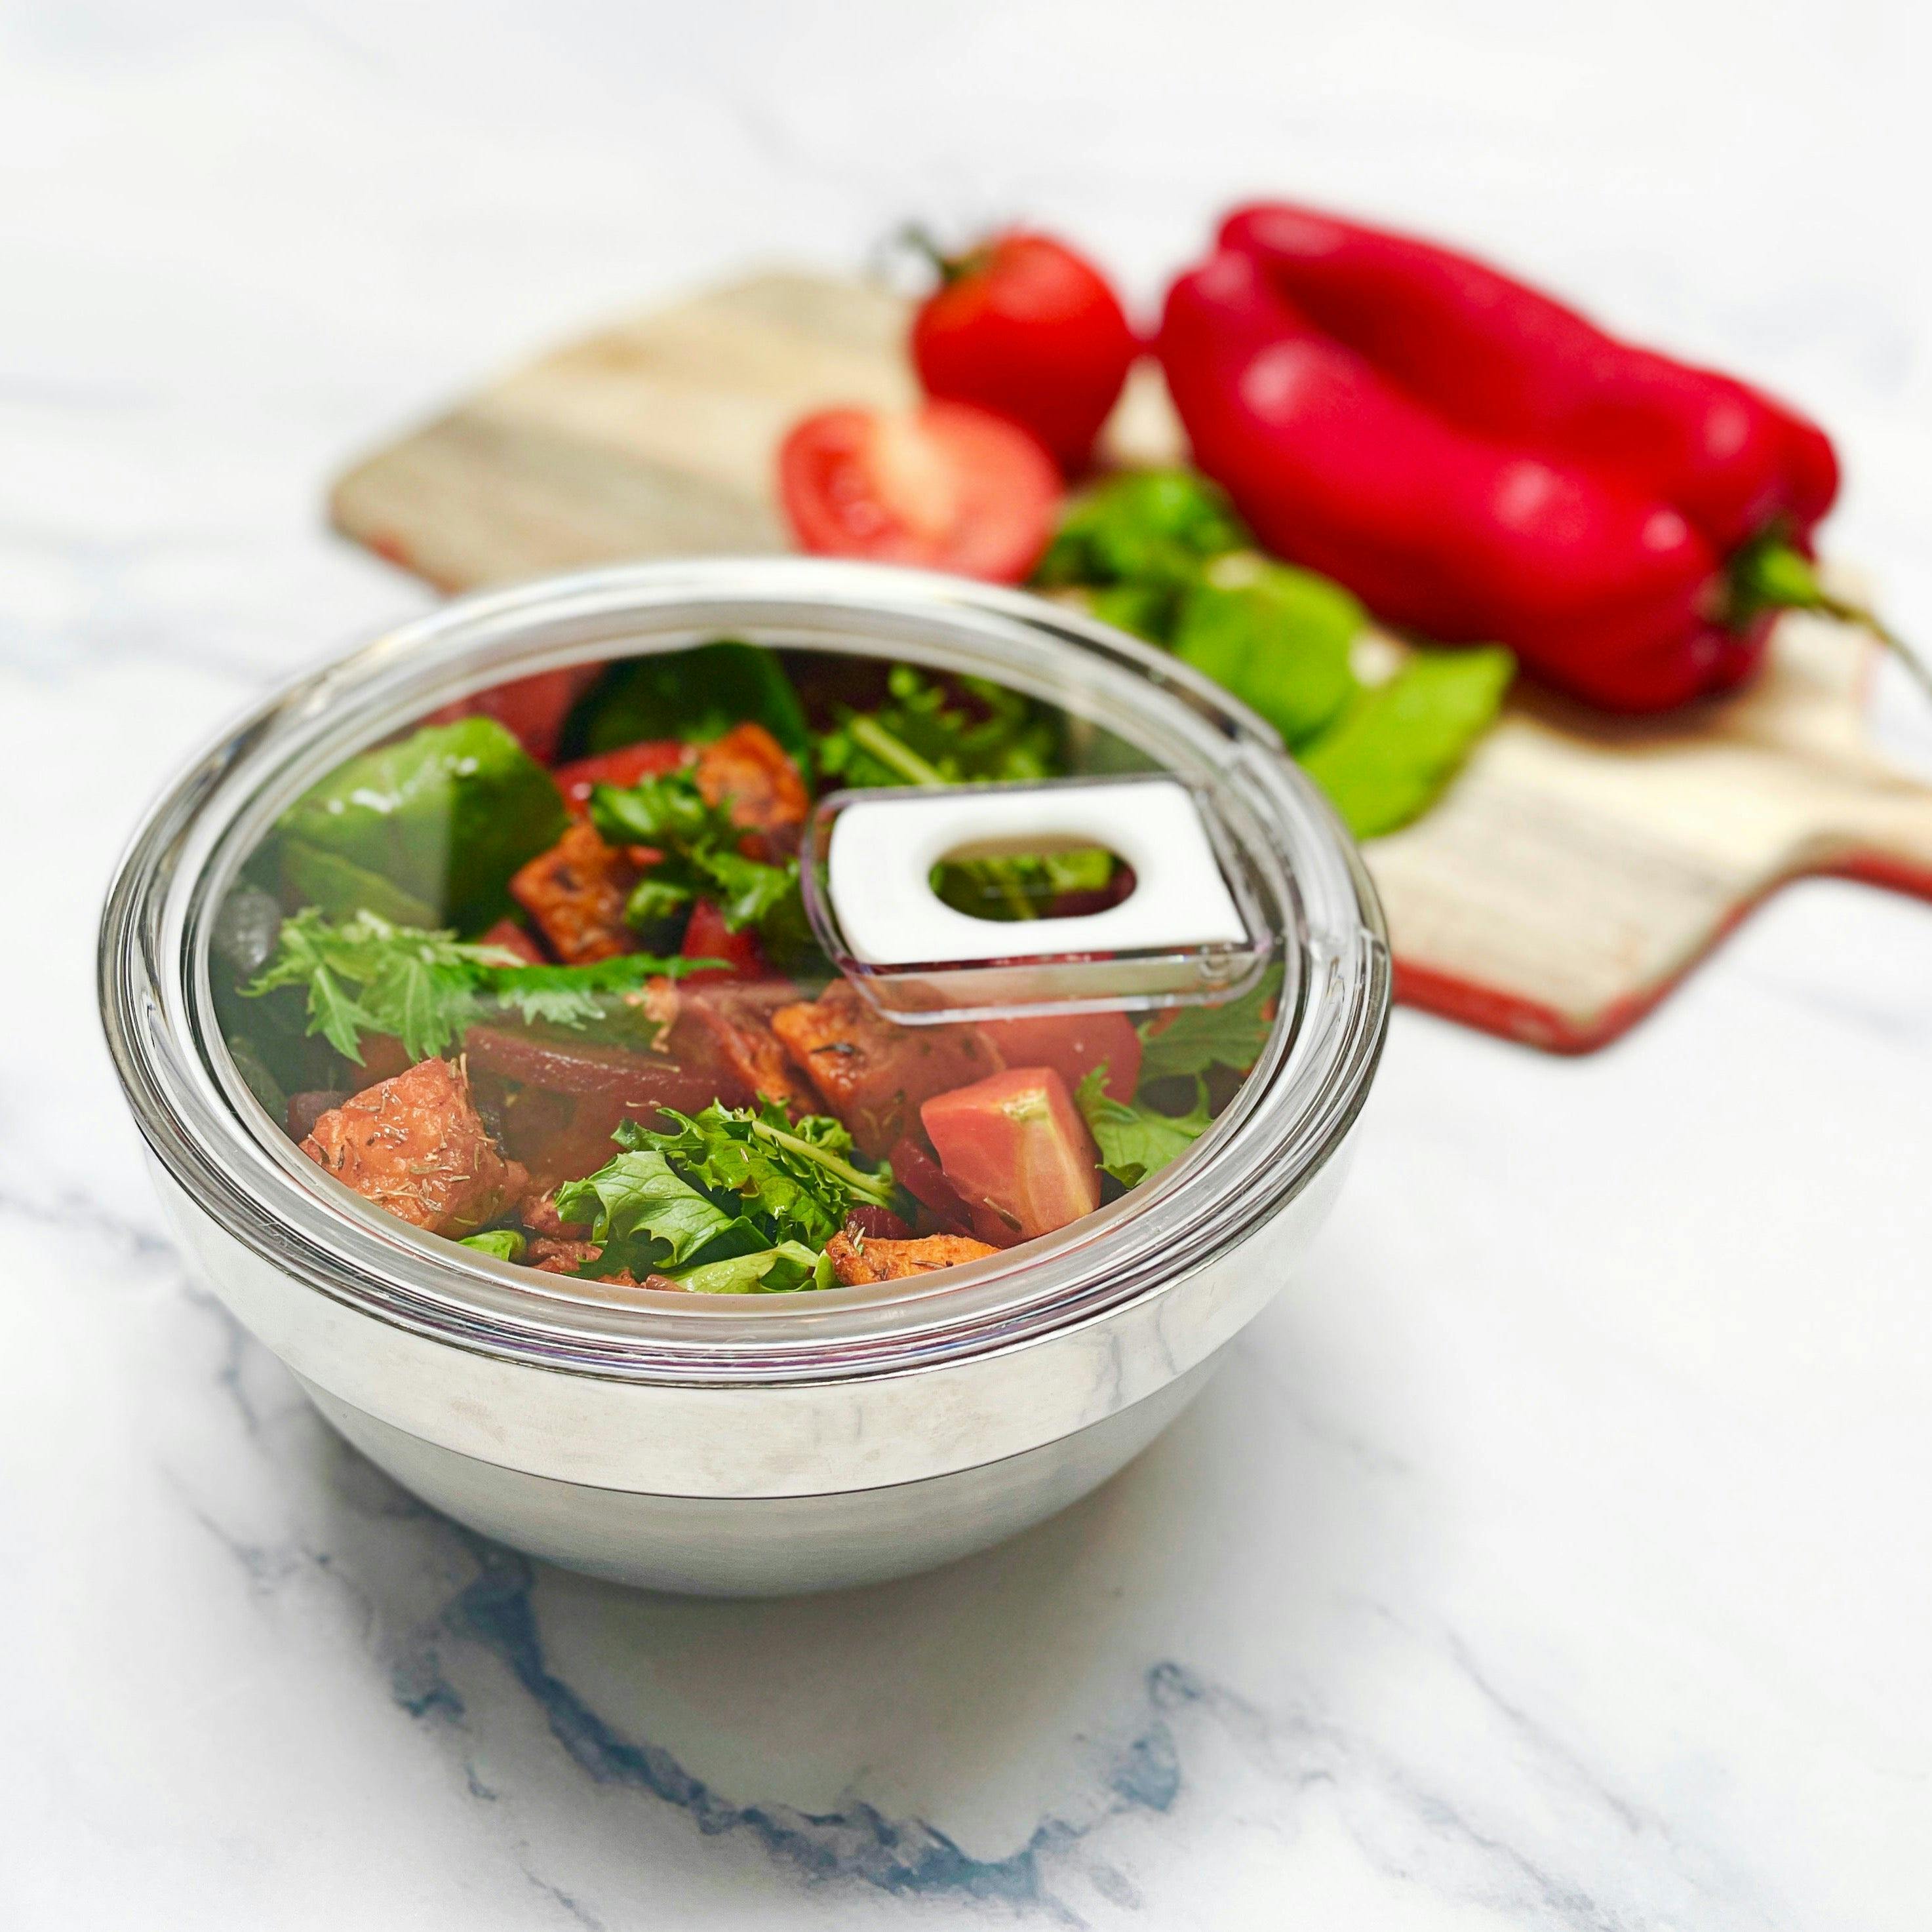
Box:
[5, 3, 1930, 1925]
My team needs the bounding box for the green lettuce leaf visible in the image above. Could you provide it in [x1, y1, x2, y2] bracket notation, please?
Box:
[1075, 1067, 1213, 1189]
[620, 1101, 894, 1238]
[675, 1242, 835, 1295]
[1135, 965, 1284, 1086]
[555, 1100, 897, 1290]
[458, 1229, 528, 1262]
[553, 1146, 766, 1278]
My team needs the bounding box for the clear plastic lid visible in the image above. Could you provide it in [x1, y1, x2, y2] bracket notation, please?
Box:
[101, 561, 1387, 1378]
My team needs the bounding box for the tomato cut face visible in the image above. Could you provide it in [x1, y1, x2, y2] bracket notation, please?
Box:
[778, 402, 1062, 584]
[921, 1066, 1101, 1242]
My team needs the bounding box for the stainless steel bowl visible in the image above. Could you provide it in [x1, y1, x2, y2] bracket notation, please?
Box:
[100, 558, 1389, 1596]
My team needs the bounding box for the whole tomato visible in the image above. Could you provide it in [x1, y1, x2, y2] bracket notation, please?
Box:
[910, 230, 1138, 475]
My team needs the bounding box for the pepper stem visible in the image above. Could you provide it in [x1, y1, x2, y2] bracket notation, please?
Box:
[1731, 536, 1932, 704]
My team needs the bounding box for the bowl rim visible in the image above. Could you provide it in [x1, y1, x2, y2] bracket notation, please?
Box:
[99, 557, 1389, 1386]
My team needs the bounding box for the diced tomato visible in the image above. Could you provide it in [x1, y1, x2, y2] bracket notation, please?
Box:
[680, 898, 768, 983]
[776, 401, 1062, 584]
[426, 667, 601, 764]
[553, 739, 690, 819]
[477, 917, 547, 966]
[981, 1010, 1141, 1103]
[920, 1067, 1101, 1242]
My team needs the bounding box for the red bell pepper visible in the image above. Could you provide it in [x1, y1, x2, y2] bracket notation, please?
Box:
[425, 667, 601, 763]
[552, 739, 690, 818]
[1158, 205, 1886, 713]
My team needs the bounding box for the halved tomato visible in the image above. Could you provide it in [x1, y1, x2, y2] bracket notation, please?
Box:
[921, 1066, 1101, 1241]
[777, 401, 1062, 583]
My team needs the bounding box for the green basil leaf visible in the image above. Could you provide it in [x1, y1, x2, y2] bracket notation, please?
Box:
[1171, 562, 1362, 749]
[571, 641, 810, 758]
[276, 717, 566, 933]
[1299, 646, 1515, 840]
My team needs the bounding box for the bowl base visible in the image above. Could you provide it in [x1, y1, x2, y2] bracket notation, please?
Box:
[297, 1354, 1224, 1597]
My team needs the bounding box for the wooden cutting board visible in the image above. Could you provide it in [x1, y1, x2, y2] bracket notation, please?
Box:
[329, 271, 1932, 1054]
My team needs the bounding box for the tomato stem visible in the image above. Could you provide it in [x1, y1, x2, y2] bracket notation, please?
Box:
[897, 223, 979, 288]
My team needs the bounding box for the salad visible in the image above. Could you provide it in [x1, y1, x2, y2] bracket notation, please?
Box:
[213, 642, 1277, 1295]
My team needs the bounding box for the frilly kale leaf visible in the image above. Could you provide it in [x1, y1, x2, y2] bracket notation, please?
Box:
[555, 1100, 897, 1290]
[241, 907, 703, 1065]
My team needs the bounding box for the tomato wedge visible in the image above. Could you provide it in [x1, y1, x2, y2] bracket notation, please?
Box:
[777, 401, 1062, 583]
[921, 1067, 1101, 1241]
